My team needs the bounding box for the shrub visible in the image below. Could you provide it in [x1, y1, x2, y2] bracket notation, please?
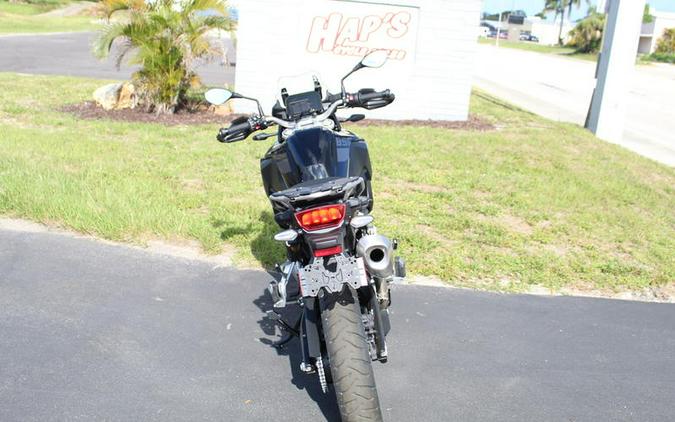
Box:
[642, 4, 654, 24]
[567, 9, 605, 54]
[648, 52, 675, 64]
[655, 28, 675, 55]
[93, 0, 235, 114]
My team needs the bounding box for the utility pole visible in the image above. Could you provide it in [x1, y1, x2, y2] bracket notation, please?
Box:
[496, 11, 503, 47]
[585, 0, 645, 143]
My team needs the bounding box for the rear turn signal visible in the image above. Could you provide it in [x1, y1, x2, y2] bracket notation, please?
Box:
[295, 204, 346, 231]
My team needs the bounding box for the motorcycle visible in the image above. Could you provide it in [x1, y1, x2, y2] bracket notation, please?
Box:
[205, 50, 405, 422]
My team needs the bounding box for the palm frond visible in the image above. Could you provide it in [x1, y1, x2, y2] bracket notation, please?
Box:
[92, 21, 129, 59]
[114, 39, 135, 69]
[100, 0, 145, 20]
[186, 0, 228, 16]
[194, 15, 233, 33]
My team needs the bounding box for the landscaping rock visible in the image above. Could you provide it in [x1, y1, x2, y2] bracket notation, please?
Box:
[93, 83, 122, 110]
[93, 82, 137, 110]
[117, 82, 136, 110]
[214, 102, 234, 116]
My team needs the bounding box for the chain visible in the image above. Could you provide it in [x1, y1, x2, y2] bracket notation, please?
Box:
[316, 357, 327, 393]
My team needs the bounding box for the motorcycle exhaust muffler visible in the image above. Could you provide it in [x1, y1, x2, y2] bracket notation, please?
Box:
[356, 234, 394, 279]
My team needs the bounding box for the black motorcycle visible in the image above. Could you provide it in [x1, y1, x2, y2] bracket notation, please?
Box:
[205, 51, 405, 422]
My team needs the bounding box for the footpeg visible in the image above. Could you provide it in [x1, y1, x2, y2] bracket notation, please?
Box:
[300, 362, 315, 374]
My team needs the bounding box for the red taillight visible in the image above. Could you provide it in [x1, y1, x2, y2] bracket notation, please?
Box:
[295, 204, 346, 231]
[314, 245, 343, 257]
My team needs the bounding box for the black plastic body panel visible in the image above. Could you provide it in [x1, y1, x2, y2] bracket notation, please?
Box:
[301, 298, 322, 359]
[260, 127, 373, 205]
[305, 228, 343, 251]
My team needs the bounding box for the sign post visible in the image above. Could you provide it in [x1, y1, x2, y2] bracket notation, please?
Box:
[585, 0, 645, 143]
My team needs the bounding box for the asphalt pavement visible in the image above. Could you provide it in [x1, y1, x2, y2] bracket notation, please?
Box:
[1, 226, 674, 421]
[0, 32, 235, 86]
[474, 43, 675, 166]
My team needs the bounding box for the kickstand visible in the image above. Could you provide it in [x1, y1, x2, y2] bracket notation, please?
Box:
[267, 310, 301, 349]
[272, 332, 295, 349]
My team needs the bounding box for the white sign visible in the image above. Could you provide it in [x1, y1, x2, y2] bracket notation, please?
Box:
[234, 0, 481, 121]
[304, 6, 417, 61]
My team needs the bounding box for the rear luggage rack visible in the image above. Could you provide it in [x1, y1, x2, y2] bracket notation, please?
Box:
[270, 177, 365, 211]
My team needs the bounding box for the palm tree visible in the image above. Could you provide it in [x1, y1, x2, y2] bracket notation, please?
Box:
[94, 0, 235, 114]
[567, 7, 605, 53]
[543, 0, 587, 46]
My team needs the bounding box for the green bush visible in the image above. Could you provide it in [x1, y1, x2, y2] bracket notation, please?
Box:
[648, 52, 675, 64]
[93, 0, 235, 114]
[642, 4, 654, 24]
[655, 28, 675, 55]
[567, 10, 605, 53]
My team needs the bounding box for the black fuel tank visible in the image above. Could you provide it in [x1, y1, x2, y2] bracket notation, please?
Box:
[260, 127, 373, 199]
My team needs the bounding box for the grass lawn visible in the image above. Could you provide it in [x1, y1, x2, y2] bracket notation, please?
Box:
[0, 0, 69, 15]
[0, 0, 99, 34]
[478, 37, 598, 62]
[0, 73, 673, 294]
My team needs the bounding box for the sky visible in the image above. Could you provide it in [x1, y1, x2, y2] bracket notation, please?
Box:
[483, 0, 675, 21]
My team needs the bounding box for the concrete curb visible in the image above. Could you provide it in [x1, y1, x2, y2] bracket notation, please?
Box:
[2, 217, 672, 304]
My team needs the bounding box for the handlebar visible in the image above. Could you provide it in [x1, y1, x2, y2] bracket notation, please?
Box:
[346, 89, 395, 110]
[216, 88, 394, 143]
[217, 115, 272, 143]
[217, 120, 251, 143]
[324, 92, 343, 103]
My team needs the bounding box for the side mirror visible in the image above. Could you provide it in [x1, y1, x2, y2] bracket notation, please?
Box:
[360, 50, 388, 68]
[205, 88, 234, 105]
[205, 88, 265, 116]
[341, 50, 389, 96]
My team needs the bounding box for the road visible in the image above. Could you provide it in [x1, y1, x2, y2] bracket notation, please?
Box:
[0, 32, 235, 86]
[474, 44, 675, 166]
[1, 225, 674, 421]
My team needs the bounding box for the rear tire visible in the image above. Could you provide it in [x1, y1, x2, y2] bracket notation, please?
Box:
[321, 287, 383, 422]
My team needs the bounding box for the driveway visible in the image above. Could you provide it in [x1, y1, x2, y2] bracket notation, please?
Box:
[474, 44, 675, 166]
[0, 32, 235, 86]
[1, 224, 674, 421]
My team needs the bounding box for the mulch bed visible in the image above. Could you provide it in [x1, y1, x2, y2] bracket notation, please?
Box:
[62, 102, 243, 126]
[62, 101, 494, 130]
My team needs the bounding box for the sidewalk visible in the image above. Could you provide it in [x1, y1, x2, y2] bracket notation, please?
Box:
[473, 44, 675, 166]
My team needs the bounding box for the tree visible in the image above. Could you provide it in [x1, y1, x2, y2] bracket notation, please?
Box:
[94, 0, 235, 114]
[543, 0, 588, 45]
[643, 4, 654, 24]
[567, 7, 605, 53]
